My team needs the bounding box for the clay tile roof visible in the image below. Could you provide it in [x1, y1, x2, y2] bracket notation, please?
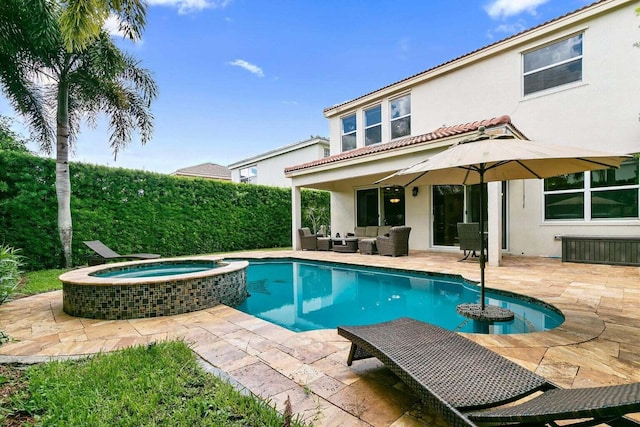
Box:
[172, 162, 231, 180]
[285, 115, 513, 174]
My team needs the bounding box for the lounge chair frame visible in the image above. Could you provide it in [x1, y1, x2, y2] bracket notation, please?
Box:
[338, 317, 640, 427]
[83, 240, 161, 265]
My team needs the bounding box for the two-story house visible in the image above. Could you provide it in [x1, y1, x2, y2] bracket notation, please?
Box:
[286, 0, 640, 264]
[229, 136, 329, 187]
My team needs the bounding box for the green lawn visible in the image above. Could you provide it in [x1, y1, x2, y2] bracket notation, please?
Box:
[18, 268, 66, 295]
[4, 341, 306, 426]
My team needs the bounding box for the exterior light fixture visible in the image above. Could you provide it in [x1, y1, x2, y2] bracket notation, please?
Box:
[412, 186, 419, 197]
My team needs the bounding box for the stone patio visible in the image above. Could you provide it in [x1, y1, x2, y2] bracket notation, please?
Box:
[1, 250, 639, 426]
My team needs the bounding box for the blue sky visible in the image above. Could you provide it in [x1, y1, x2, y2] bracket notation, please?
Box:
[1, 0, 593, 173]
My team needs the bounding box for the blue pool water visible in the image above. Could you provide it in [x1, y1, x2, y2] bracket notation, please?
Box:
[234, 259, 564, 334]
[91, 261, 221, 278]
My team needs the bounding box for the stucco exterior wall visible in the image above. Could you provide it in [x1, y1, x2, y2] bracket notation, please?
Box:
[317, 2, 640, 258]
[231, 140, 328, 188]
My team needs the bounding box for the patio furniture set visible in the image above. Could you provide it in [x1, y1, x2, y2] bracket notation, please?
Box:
[298, 226, 411, 256]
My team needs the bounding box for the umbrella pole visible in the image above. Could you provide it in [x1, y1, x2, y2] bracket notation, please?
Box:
[479, 170, 486, 311]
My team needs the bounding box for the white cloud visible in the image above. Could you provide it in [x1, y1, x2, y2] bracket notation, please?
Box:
[486, 20, 527, 39]
[147, 0, 232, 15]
[484, 0, 550, 19]
[103, 14, 127, 38]
[397, 37, 410, 60]
[228, 59, 264, 77]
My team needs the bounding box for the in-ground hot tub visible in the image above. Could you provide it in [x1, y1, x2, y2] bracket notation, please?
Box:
[60, 256, 248, 320]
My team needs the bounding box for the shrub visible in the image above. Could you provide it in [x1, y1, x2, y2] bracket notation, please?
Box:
[0, 151, 330, 270]
[0, 244, 22, 304]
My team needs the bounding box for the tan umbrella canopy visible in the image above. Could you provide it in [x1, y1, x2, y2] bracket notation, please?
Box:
[377, 128, 629, 316]
[379, 132, 627, 187]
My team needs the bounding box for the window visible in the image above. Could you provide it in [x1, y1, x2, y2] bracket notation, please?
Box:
[323, 147, 330, 157]
[239, 166, 257, 184]
[523, 34, 583, 96]
[390, 95, 411, 139]
[544, 159, 639, 220]
[341, 114, 356, 152]
[364, 105, 382, 145]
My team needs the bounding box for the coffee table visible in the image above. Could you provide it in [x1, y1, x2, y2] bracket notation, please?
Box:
[332, 237, 358, 253]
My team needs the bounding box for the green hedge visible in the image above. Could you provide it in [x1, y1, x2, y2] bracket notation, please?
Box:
[0, 151, 329, 270]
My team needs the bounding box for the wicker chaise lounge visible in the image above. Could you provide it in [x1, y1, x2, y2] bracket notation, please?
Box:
[83, 240, 161, 266]
[338, 318, 640, 427]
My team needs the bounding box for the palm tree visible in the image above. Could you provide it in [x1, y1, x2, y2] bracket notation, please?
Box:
[59, 0, 147, 51]
[0, 1, 157, 267]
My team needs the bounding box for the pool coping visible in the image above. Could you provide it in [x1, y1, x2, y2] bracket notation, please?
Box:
[59, 255, 245, 285]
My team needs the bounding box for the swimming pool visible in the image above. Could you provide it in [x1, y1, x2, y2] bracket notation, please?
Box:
[234, 259, 563, 334]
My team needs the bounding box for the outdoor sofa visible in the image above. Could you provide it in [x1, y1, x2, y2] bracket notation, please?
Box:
[338, 317, 640, 427]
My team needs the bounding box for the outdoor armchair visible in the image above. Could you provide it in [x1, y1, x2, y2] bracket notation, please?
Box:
[376, 226, 411, 257]
[297, 227, 318, 250]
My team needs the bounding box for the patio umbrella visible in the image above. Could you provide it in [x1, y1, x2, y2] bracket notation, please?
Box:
[377, 128, 629, 315]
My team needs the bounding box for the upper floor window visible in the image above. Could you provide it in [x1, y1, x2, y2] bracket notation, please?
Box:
[523, 34, 583, 96]
[240, 166, 257, 184]
[323, 147, 330, 157]
[341, 114, 356, 152]
[390, 94, 411, 139]
[544, 159, 639, 220]
[364, 105, 382, 145]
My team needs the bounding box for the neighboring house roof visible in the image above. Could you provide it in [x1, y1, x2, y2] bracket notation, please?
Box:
[323, 0, 614, 116]
[172, 163, 231, 180]
[285, 116, 523, 174]
[228, 136, 329, 169]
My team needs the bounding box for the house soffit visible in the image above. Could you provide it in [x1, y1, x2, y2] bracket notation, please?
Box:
[285, 116, 526, 179]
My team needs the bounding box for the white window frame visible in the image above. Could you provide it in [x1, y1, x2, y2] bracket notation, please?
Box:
[341, 114, 357, 152]
[240, 166, 257, 184]
[522, 33, 583, 96]
[389, 94, 411, 140]
[543, 159, 640, 222]
[364, 104, 382, 146]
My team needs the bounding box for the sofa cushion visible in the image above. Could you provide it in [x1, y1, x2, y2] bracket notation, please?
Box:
[377, 226, 392, 236]
[365, 226, 378, 237]
[354, 227, 367, 237]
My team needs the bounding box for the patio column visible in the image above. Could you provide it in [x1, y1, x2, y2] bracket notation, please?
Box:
[487, 181, 502, 267]
[292, 185, 302, 250]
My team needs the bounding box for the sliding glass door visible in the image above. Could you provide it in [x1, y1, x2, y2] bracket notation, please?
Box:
[433, 183, 507, 249]
[433, 185, 464, 246]
[356, 186, 406, 227]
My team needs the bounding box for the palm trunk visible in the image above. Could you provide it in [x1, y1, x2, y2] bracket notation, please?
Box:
[56, 79, 72, 268]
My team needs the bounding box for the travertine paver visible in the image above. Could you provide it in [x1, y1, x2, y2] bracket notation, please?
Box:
[1, 250, 639, 426]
